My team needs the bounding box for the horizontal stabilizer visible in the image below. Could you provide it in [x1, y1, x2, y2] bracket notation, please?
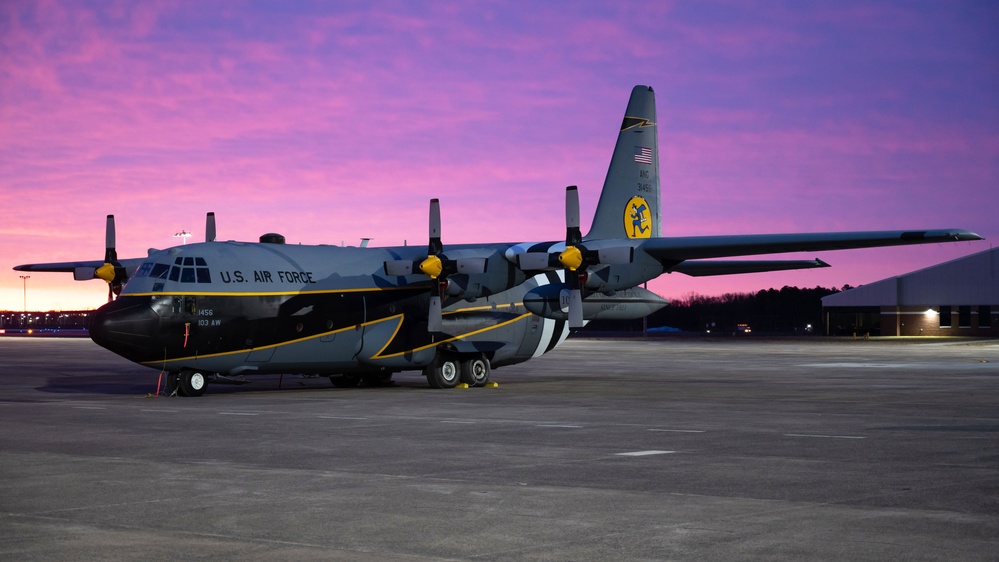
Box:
[671, 259, 830, 277]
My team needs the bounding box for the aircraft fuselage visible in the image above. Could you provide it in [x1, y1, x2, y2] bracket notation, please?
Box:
[88, 239, 644, 379]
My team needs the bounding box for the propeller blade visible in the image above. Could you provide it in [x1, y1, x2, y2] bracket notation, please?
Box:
[74, 267, 96, 281]
[104, 215, 117, 263]
[456, 258, 487, 274]
[206, 212, 216, 242]
[517, 252, 552, 271]
[597, 246, 634, 265]
[428, 198, 442, 256]
[428, 295, 443, 332]
[384, 261, 415, 276]
[565, 186, 581, 246]
[563, 266, 585, 328]
[567, 288, 583, 328]
[428, 277, 445, 332]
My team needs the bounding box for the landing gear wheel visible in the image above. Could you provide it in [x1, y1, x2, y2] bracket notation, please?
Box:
[460, 356, 490, 387]
[425, 354, 461, 389]
[330, 374, 361, 388]
[178, 369, 207, 397]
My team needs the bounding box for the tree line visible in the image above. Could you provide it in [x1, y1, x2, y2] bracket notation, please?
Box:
[584, 285, 849, 335]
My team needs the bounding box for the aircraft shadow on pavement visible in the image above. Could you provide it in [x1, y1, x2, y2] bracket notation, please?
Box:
[35, 373, 427, 397]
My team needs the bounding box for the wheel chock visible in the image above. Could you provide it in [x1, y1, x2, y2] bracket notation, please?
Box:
[485, 382, 499, 388]
[456, 383, 470, 389]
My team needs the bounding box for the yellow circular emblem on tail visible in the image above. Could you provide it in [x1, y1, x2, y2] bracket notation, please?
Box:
[624, 196, 652, 238]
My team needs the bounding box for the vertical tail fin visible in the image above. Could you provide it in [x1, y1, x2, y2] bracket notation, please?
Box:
[585, 85, 661, 240]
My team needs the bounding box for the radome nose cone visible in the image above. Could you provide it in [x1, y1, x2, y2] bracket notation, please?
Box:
[89, 299, 158, 358]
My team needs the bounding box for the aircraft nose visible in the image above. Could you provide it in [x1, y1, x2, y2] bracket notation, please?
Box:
[89, 298, 159, 359]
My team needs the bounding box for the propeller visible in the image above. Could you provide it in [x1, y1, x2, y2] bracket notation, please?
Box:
[93, 215, 128, 302]
[384, 199, 486, 333]
[558, 187, 586, 327]
[422, 199, 446, 332]
[553, 186, 635, 328]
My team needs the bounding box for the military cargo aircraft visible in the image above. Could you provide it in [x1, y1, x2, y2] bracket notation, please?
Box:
[15, 85, 982, 396]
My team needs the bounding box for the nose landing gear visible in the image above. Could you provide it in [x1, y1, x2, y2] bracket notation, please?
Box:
[164, 369, 208, 397]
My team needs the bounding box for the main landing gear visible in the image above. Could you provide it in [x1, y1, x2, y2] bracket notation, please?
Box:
[424, 352, 491, 389]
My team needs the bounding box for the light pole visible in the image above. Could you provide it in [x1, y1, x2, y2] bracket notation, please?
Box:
[174, 230, 192, 244]
[19, 275, 29, 314]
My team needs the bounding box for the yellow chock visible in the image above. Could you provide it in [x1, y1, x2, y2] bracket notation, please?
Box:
[485, 382, 499, 388]
[456, 383, 469, 389]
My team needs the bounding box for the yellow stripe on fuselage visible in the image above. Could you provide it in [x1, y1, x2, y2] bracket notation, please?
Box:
[139, 299, 530, 368]
[370, 312, 532, 360]
[141, 314, 406, 367]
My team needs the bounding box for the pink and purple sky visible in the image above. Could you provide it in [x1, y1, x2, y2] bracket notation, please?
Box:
[2, 1, 996, 311]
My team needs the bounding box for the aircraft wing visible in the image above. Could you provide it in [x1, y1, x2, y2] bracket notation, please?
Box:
[642, 229, 982, 264]
[14, 258, 146, 280]
[669, 258, 830, 277]
[14, 260, 107, 273]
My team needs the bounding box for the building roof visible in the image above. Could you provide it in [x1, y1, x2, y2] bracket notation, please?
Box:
[822, 247, 998, 307]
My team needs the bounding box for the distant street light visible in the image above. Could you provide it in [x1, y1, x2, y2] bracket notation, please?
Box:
[19, 275, 29, 313]
[174, 230, 192, 244]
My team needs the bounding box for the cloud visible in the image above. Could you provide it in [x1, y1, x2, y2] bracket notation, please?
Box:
[1, 1, 994, 311]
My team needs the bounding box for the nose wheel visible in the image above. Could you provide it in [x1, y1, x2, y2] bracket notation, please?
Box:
[169, 369, 207, 397]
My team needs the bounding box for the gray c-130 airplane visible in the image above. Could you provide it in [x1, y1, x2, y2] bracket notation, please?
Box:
[15, 85, 982, 396]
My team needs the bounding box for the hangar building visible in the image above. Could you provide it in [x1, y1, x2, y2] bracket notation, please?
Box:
[822, 247, 997, 337]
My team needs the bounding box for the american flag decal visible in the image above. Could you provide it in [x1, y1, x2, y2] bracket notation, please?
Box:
[633, 146, 652, 165]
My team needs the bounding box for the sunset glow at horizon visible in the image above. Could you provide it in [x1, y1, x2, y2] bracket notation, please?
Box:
[2, 1, 996, 312]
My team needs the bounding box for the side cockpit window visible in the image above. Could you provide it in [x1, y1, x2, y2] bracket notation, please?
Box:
[135, 262, 172, 279]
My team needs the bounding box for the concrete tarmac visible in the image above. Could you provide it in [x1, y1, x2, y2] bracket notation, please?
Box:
[1, 337, 997, 561]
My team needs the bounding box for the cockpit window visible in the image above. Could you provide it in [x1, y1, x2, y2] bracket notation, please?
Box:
[153, 257, 212, 284]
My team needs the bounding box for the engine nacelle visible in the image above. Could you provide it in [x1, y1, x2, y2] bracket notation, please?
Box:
[523, 284, 668, 321]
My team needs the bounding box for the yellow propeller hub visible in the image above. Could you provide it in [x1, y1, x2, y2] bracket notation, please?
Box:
[419, 255, 444, 279]
[95, 262, 116, 283]
[558, 246, 584, 271]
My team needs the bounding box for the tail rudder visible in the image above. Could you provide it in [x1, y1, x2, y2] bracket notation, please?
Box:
[585, 85, 661, 240]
